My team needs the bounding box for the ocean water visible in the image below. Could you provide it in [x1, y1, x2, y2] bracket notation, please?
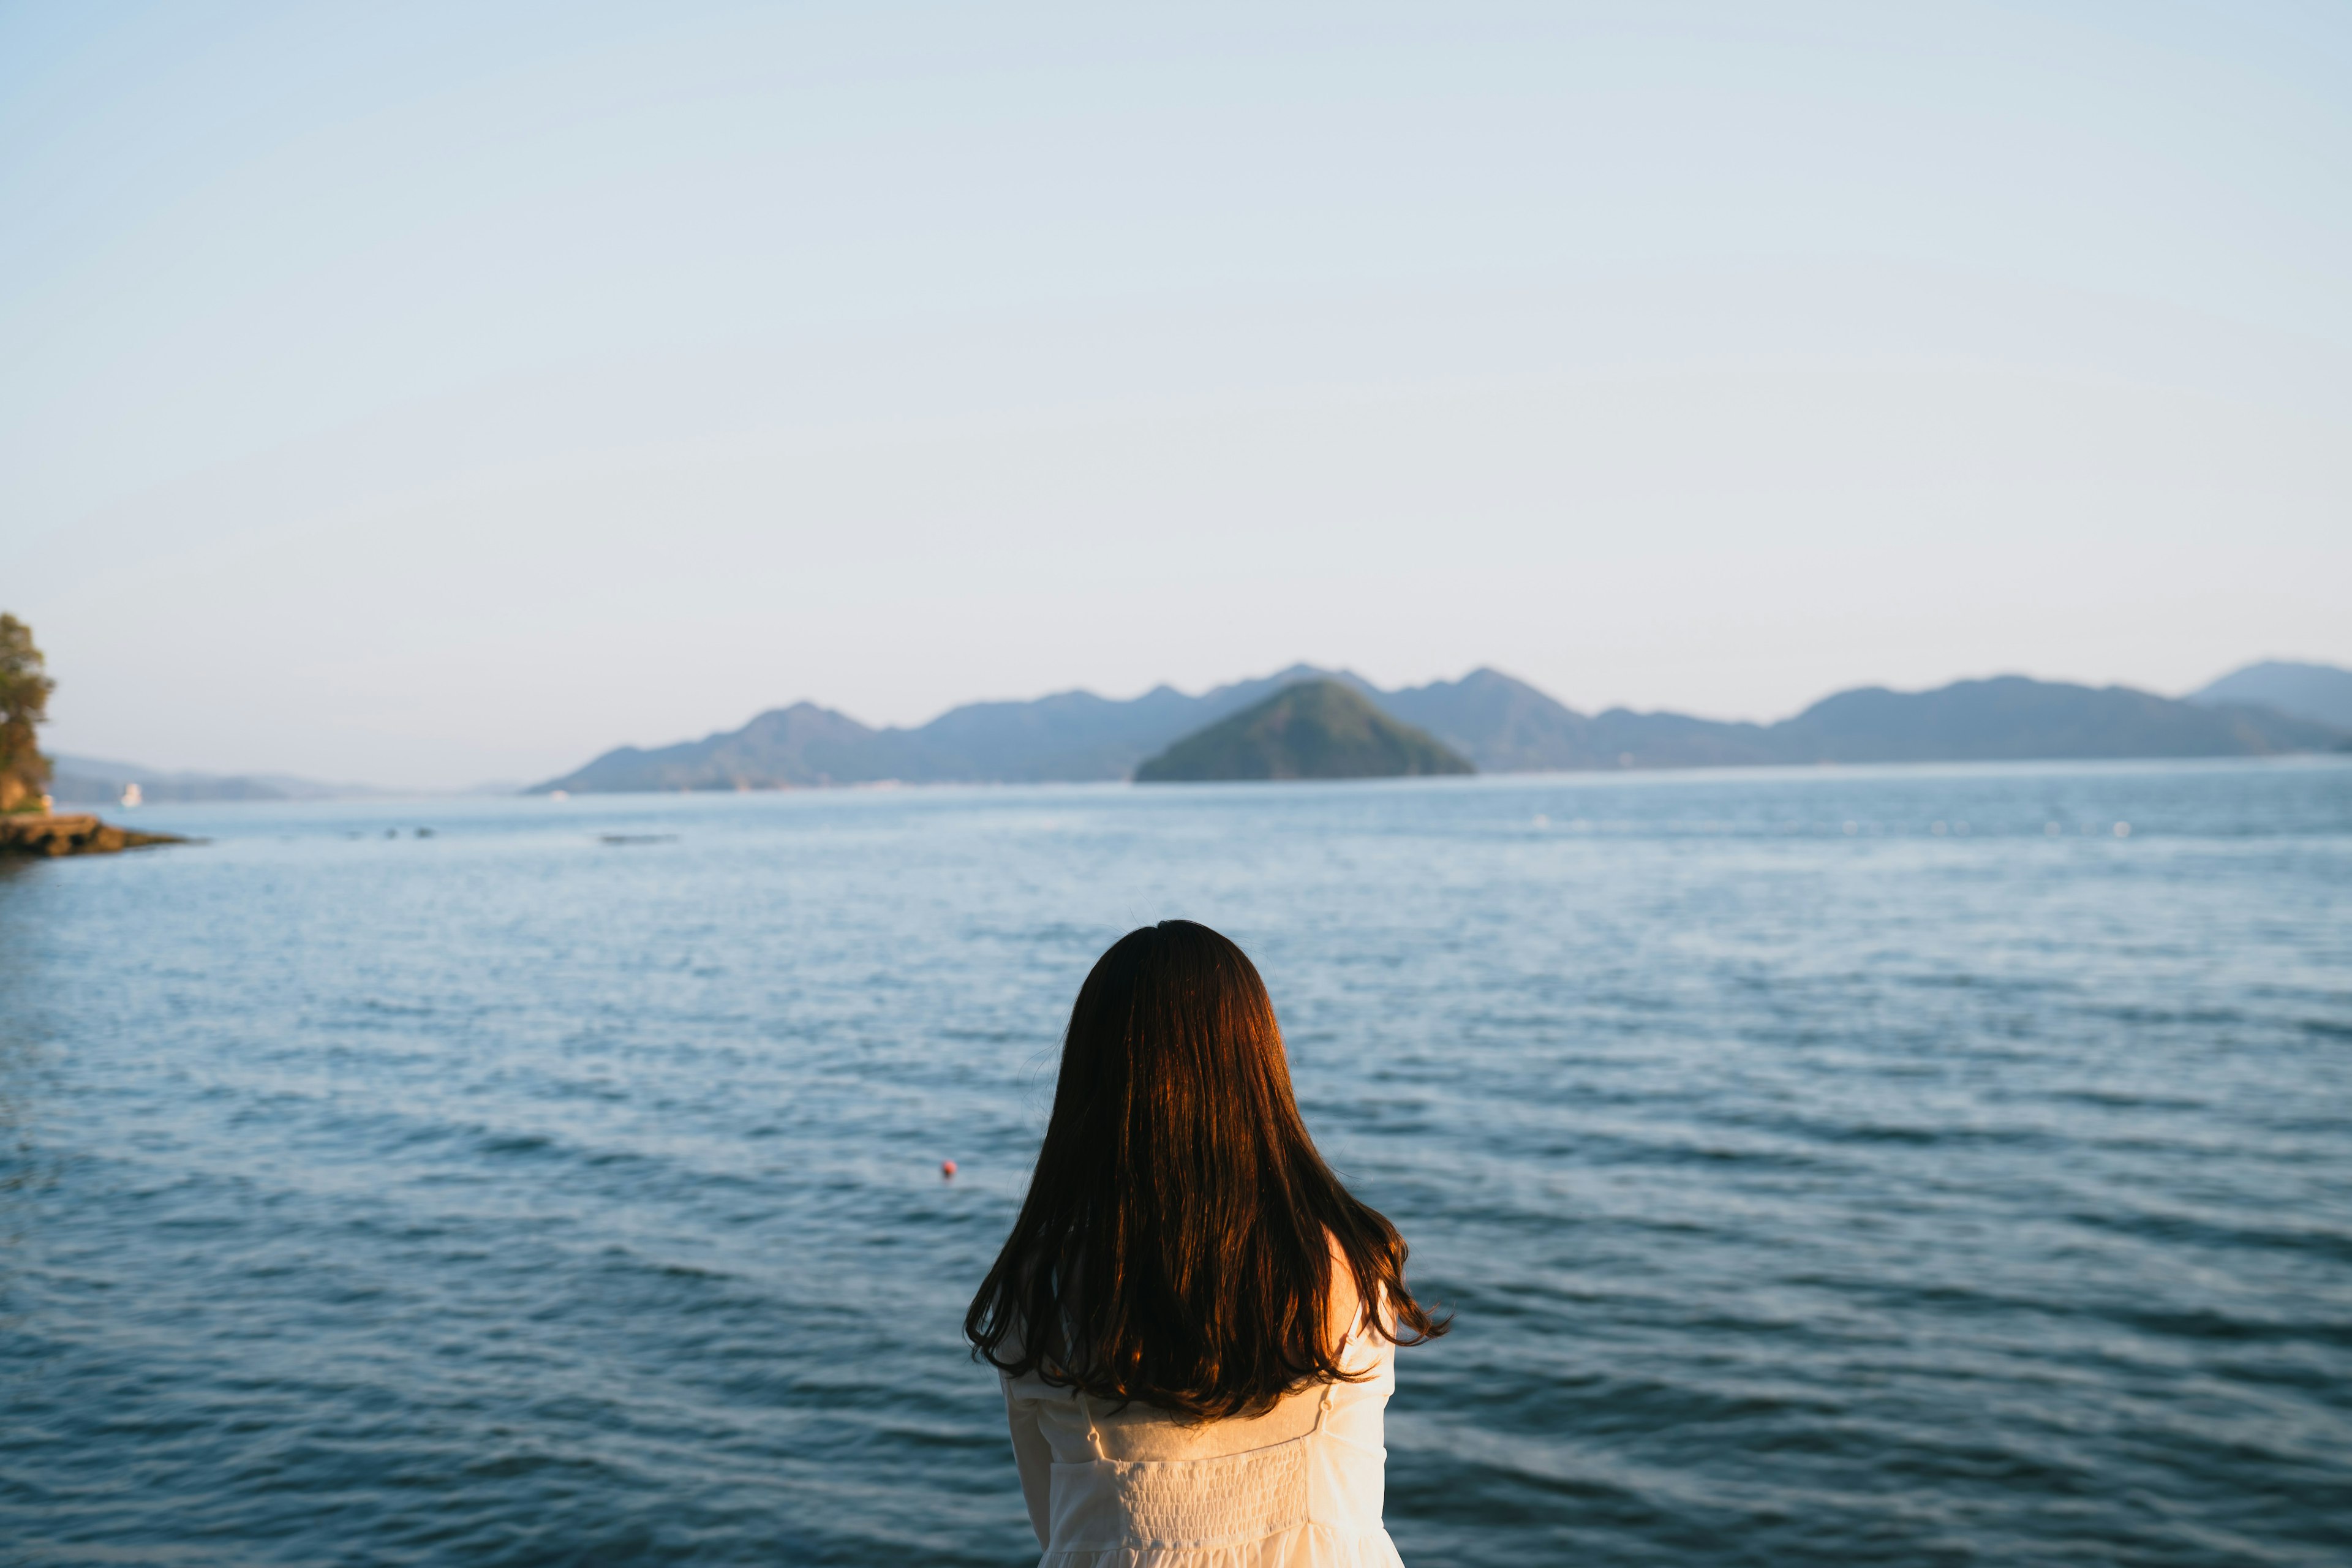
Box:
[2, 761, 2348, 1567]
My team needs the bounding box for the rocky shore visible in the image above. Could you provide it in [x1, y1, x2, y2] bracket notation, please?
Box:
[0, 813, 187, 857]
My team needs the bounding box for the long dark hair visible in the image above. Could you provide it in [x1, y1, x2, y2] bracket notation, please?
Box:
[965, 919, 1445, 1421]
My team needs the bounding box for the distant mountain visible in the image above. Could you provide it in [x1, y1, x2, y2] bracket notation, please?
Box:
[1389, 671, 2337, 769]
[1376, 668, 1606, 769]
[2190, 660, 2352, 731]
[545, 703, 900, 791]
[1378, 668, 1779, 769]
[533, 666, 2348, 793]
[1763, 677, 2335, 763]
[46, 753, 379, 805]
[1135, 680, 1474, 783]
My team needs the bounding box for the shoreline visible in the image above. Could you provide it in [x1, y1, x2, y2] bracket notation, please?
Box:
[0, 813, 189, 857]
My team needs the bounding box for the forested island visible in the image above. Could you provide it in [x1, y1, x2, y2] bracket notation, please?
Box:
[1134, 680, 1474, 782]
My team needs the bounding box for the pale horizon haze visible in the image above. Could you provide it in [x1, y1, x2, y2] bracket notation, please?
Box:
[4, 2, 2348, 788]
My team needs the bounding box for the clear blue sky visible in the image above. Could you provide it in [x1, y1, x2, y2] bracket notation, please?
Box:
[4, 1, 2348, 787]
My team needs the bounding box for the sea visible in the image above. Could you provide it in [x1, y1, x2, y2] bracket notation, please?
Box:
[2, 760, 2348, 1567]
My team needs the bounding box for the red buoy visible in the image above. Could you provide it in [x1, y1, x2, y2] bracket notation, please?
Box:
[941, 1159, 958, 1179]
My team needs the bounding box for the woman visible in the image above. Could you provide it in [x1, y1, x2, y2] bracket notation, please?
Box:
[968, 920, 1446, 1566]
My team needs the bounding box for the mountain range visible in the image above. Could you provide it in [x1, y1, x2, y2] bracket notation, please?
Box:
[532, 662, 2350, 793]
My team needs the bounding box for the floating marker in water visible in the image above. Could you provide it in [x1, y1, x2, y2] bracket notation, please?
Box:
[941, 1159, 957, 1179]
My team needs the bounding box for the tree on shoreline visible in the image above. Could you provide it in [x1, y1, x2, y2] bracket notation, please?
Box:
[1, 614, 56, 812]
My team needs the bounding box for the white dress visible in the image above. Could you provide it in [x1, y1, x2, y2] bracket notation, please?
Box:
[1000, 1325, 1406, 1568]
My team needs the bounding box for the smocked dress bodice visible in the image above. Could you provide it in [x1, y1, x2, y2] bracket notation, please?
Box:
[1000, 1330, 1405, 1567]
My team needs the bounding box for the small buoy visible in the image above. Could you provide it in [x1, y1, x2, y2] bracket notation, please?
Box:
[941, 1160, 958, 1179]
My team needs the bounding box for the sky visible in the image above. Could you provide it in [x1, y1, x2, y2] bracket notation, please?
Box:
[3, 1, 2348, 789]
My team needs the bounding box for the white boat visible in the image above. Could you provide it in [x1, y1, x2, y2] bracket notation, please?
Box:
[121, 782, 143, 807]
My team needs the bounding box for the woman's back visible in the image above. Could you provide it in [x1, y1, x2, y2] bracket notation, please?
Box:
[1003, 1327, 1400, 1566]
